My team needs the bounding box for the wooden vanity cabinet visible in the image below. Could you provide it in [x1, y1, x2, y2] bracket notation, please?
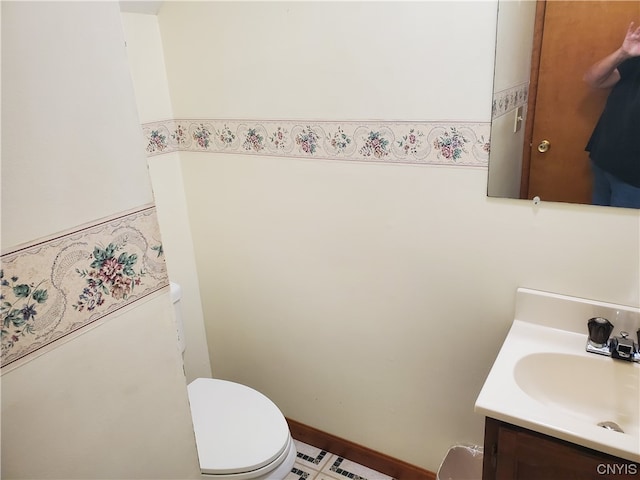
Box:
[483, 418, 640, 480]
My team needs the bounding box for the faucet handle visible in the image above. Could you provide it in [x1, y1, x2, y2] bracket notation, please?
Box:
[587, 317, 614, 347]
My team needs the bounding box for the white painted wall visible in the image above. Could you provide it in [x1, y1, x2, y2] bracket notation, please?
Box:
[1, 3, 200, 478]
[180, 152, 639, 471]
[121, 12, 212, 382]
[158, 1, 495, 121]
[488, 0, 537, 198]
[1, 2, 153, 248]
[126, 0, 639, 473]
[493, 0, 538, 93]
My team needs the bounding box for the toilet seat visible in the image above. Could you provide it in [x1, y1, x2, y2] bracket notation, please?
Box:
[187, 378, 292, 478]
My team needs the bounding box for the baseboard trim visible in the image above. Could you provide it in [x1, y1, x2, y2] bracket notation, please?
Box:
[286, 418, 437, 480]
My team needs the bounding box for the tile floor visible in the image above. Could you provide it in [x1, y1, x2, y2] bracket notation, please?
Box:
[285, 439, 395, 480]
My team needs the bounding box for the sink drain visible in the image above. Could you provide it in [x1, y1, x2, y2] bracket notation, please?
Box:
[598, 421, 625, 433]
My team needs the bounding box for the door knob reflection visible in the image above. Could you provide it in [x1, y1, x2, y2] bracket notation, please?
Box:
[537, 140, 550, 153]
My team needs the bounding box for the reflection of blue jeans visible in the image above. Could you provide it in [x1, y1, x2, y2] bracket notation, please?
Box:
[591, 161, 640, 208]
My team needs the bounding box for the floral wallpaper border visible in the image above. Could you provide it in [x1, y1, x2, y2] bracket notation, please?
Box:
[1, 205, 168, 372]
[142, 119, 491, 167]
[492, 82, 529, 119]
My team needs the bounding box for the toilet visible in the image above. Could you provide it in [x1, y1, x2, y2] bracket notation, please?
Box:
[170, 283, 297, 479]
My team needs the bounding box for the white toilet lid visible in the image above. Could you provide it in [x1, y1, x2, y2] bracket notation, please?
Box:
[187, 378, 290, 476]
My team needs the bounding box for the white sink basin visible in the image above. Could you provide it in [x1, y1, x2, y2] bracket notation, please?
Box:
[475, 288, 640, 462]
[514, 352, 639, 439]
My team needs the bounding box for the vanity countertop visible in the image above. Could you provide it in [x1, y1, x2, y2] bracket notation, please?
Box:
[475, 288, 640, 463]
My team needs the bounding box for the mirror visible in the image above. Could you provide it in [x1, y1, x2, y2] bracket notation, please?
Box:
[487, 0, 640, 208]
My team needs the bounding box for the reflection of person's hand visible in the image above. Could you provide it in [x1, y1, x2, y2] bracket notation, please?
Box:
[622, 22, 640, 58]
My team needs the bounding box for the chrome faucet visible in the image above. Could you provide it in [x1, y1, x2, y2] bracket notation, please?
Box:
[586, 317, 640, 363]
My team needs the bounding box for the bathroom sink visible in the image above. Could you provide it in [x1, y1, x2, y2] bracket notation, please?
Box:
[475, 288, 640, 463]
[514, 352, 639, 438]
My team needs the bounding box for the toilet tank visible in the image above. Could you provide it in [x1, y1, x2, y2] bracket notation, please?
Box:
[170, 282, 186, 354]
